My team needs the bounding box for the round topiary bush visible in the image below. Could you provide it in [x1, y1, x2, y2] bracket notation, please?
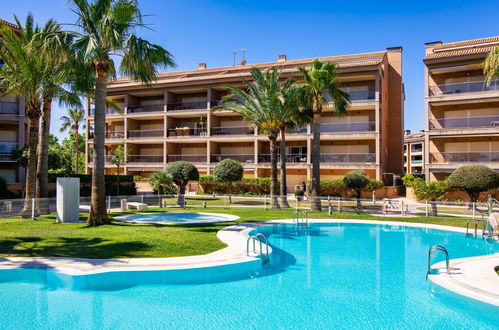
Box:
[344, 170, 369, 207]
[165, 161, 200, 206]
[447, 165, 499, 204]
[214, 158, 243, 185]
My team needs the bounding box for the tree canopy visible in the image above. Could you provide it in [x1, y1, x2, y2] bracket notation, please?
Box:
[447, 165, 499, 202]
[214, 158, 243, 184]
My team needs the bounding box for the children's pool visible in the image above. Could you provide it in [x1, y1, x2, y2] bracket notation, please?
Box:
[0, 223, 497, 329]
[114, 212, 239, 224]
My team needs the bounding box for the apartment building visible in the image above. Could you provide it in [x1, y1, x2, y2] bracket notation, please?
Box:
[403, 129, 425, 177]
[0, 19, 27, 184]
[424, 37, 499, 182]
[85, 48, 404, 188]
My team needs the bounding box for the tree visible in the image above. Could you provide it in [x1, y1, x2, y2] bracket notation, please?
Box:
[70, 0, 175, 225]
[213, 67, 298, 210]
[165, 161, 199, 207]
[0, 16, 46, 217]
[110, 144, 129, 196]
[344, 170, 369, 207]
[299, 60, 351, 211]
[12, 135, 65, 172]
[448, 165, 499, 207]
[402, 174, 447, 215]
[483, 47, 499, 85]
[150, 170, 176, 195]
[214, 158, 243, 200]
[60, 108, 86, 174]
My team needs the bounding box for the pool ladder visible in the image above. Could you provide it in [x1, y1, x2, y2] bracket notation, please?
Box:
[247, 233, 270, 264]
[466, 215, 483, 239]
[293, 209, 309, 226]
[426, 245, 450, 281]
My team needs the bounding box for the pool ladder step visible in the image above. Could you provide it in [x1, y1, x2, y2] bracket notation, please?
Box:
[293, 209, 309, 226]
[247, 233, 270, 264]
[426, 245, 450, 281]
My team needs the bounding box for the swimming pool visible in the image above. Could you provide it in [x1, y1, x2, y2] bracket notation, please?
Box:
[0, 222, 497, 328]
[114, 212, 239, 224]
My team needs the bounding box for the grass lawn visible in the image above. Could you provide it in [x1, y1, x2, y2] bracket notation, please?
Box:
[0, 207, 471, 259]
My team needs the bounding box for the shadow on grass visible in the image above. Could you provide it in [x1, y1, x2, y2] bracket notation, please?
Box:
[0, 236, 151, 259]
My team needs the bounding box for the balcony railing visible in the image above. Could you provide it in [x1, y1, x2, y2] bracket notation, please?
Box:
[211, 154, 254, 163]
[167, 154, 206, 163]
[431, 152, 499, 163]
[211, 126, 254, 135]
[289, 126, 308, 134]
[210, 100, 222, 108]
[128, 129, 164, 138]
[429, 80, 499, 96]
[167, 101, 208, 111]
[411, 159, 423, 164]
[347, 90, 376, 100]
[429, 116, 499, 129]
[104, 131, 125, 139]
[167, 127, 207, 137]
[0, 142, 19, 153]
[0, 101, 18, 115]
[411, 147, 423, 153]
[128, 104, 164, 113]
[258, 153, 308, 163]
[319, 153, 376, 163]
[129, 155, 163, 163]
[0, 153, 13, 161]
[89, 107, 123, 116]
[319, 122, 375, 133]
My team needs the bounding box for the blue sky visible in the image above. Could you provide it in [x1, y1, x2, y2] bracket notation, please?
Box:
[2, 0, 498, 140]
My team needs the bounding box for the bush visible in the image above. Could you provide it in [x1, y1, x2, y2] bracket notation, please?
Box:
[214, 159, 243, 184]
[402, 174, 447, 215]
[365, 179, 384, 192]
[306, 178, 346, 196]
[344, 170, 370, 203]
[48, 173, 133, 183]
[78, 182, 137, 197]
[294, 189, 304, 196]
[197, 176, 272, 195]
[448, 165, 499, 203]
[150, 171, 177, 195]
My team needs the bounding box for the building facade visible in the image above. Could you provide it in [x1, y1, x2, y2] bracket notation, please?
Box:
[0, 19, 27, 184]
[424, 37, 499, 182]
[403, 129, 425, 177]
[85, 48, 404, 189]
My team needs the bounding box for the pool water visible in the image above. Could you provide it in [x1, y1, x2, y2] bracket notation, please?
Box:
[114, 212, 239, 224]
[0, 223, 498, 329]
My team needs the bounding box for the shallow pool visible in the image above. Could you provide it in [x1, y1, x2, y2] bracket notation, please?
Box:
[0, 223, 498, 329]
[114, 212, 239, 224]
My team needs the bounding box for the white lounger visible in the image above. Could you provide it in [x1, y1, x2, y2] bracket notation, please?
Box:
[127, 202, 148, 210]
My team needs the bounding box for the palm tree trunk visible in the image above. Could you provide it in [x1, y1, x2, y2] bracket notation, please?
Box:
[87, 69, 109, 226]
[269, 136, 280, 210]
[279, 127, 290, 208]
[311, 111, 322, 211]
[19, 110, 40, 218]
[75, 125, 79, 174]
[35, 98, 52, 215]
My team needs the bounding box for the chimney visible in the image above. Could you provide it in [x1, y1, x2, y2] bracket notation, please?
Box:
[198, 63, 207, 70]
[277, 54, 287, 62]
[404, 129, 411, 136]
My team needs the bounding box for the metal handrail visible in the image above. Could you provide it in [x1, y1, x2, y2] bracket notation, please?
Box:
[427, 245, 450, 280]
[246, 233, 270, 263]
[466, 216, 483, 238]
[254, 233, 269, 260]
[293, 209, 308, 225]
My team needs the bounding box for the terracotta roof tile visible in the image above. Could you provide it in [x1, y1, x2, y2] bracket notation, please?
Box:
[434, 36, 499, 50]
[0, 19, 20, 31]
[424, 46, 497, 61]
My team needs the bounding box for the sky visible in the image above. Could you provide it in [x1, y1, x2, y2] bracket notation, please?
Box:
[2, 0, 498, 140]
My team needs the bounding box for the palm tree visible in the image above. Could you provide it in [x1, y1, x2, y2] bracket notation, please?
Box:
[69, 0, 175, 225]
[298, 60, 351, 211]
[0, 16, 46, 217]
[483, 47, 499, 84]
[213, 67, 295, 210]
[60, 108, 86, 174]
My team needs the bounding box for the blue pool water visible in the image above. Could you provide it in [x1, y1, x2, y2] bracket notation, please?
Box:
[0, 223, 498, 329]
[114, 212, 239, 224]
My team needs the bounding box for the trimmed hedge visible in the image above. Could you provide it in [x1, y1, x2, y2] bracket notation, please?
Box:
[48, 173, 134, 183]
[306, 178, 346, 197]
[198, 175, 272, 195]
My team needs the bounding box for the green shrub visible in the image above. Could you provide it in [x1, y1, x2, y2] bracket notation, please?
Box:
[214, 159, 243, 184]
[344, 170, 369, 200]
[150, 171, 177, 195]
[48, 173, 133, 183]
[365, 179, 384, 192]
[447, 165, 499, 203]
[78, 183, 137, 197]
[294, 189, 304, 196]
[306, 178, 346, 196]
[197, 176, 272, 195]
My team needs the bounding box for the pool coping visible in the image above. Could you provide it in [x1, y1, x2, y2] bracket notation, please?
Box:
[0, 218, 497, 306]
[113, 211, 240, 224]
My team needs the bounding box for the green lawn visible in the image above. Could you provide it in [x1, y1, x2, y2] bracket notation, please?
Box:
[0, 207, 469, 259]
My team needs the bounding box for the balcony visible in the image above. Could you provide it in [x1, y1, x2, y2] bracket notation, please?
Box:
[258, 153, 307, 163]
[128, 129, 164, 138]
[105, 131, 125, 139]
[0, 153, 13, 161]
[89, 107, 123, 116]
[348, 90, 376, 100]
[128, 104, 164, 114]
[0, 101, 18, 115]
[167, 127, 207, 137]
[411, 159, 423, 164]
[167, 154, 206, 163]
[211, 126, 254, 136]
[319, 122, 375, 133]
[431, 152, 499, 163]
[129, 155, 163, 163]
[429, 116, 499, 130]
[211, 154, 254, 163]
[0, 142, 18, 161]
[290, 126, 308, 134]
[319, 153, 376, 163]
[429, 80, 499, 96]
[167, 101, 208, 111]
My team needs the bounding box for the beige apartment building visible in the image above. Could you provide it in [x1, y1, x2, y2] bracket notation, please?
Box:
[0, 19, 27, 184]
[424, 37, 499, 182]
[85, 48, 404, 188]
[403, 129, 425, 177]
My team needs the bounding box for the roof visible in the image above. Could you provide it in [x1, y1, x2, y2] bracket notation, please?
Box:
[424, 36, 499, 61]
[110, 51, 387, 89]
[0, 19, 20, 31]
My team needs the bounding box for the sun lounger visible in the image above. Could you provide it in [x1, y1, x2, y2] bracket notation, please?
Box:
[127, 202, 148, 210]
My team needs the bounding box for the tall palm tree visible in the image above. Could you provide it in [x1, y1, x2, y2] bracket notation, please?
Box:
[299, 60, 351, 211]
[0, 15, 45, 217]
[70, 0, 175, 226]
[60, 108, 86, 174]
[483, 47, 499, 84]
[213, 67, 295, 210]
